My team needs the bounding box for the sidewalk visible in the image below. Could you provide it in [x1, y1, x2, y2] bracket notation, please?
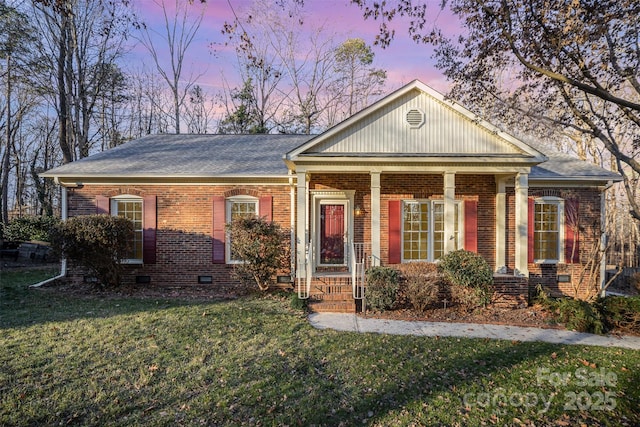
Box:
[308, 313, 640, 350]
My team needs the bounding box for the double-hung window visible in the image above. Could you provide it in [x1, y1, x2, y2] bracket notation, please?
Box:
[403, 200, 460, 262]
[533, 197, 564, 262]
[226, 197, 258, 262]
[111, 196, 143, 262]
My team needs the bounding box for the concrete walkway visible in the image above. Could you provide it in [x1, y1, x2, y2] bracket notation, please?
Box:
[308, 313, 640, 350]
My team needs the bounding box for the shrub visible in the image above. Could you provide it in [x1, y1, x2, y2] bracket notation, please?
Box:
[365, 266, 399, 311]
[399, 262, 442, 312]
[599, 296, 640, 335]
[51, 215, 134, 288]
[555, 298, 605, 334]
[2, 216, 60, 242]
[227, 216, 290, 291]
[439, 250, 494, 309]
[289, 293, 308, 311]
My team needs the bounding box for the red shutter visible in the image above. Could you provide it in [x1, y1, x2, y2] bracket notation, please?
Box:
[388, 200, 402, 264]
[212, 196, 226, 264]
[528, 198, 535, 263]
[259, 196, 273, 222]
[96, 195, 110, 214]
[565, 198, 580, 263]
[464, 200, 478, 253]
[143, 195, 157, 264]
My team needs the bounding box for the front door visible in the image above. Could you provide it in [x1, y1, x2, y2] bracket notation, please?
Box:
[319, 203, 346, 265]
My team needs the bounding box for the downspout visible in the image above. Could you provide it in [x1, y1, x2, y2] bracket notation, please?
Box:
[30, 182, 67, 288]
[289, 170, 296, 279]
[600, 180, 614, 297]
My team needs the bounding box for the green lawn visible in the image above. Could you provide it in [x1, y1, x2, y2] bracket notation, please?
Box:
[1, 274, 639, 426]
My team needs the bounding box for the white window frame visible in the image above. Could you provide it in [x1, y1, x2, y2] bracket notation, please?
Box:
[401, 199, 462, 263]
[533, 197, 565, 264]
[111, 195, 144, 264]
[226, 196, 259, 264]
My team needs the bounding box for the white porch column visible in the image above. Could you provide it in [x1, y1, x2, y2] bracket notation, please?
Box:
[370, 171, 381, 266]
[495, 176, 507, 272]
[514, 172, 529, 276]
[444, 172, 456, 254]
[600, 183, 612, 296]
[296, 171, 308, 278]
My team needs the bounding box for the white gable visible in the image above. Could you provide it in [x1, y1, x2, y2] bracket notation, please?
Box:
[288, 80, 545, 161]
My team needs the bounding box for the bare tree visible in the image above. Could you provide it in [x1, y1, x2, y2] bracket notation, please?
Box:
[0, 2, 41, 223]
[220, 0, 388, 134]
[33, 0, 132, 162]
[184, 85, 215, 133]
[268, 19, 338, 134]
[136, 0, 205, 134]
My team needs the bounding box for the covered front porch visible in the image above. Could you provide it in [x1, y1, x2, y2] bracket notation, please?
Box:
[291, 171, 533, 312]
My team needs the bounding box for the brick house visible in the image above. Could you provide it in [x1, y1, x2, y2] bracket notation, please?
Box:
[42, 80, 620, 311]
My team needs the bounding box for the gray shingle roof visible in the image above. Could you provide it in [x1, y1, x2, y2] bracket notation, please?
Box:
[531, 153, 621, 182]
[41, 134, 621, 183]
[41, 134, 313, 178]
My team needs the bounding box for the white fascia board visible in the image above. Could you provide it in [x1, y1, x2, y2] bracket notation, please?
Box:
[527, 178, 622, 188]
[53, 175, 292, 186]
[292, 163, 532, 174]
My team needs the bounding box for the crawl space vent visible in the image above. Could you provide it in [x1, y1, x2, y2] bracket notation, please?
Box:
[406, 109, 425, 128]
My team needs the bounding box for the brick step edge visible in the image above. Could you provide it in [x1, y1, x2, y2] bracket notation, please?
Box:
[309, 293, 354, 302]
[308, 301, 356, 313]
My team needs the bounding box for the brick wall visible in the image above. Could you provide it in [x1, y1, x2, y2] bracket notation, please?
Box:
[506, 187, 603, 298]
[65, 178, 605, 299]
[65, 183, 292, 290]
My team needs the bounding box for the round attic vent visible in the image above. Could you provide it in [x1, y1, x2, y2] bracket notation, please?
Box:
[406, 109, 425, 128]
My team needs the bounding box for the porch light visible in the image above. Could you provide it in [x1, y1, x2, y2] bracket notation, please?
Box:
[354, 205, 363, 217]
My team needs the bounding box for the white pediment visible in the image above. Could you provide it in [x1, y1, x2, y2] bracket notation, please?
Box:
[287, 81, 545, 161]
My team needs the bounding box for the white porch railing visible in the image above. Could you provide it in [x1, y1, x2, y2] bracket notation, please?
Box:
[297, 241, 312, 299]
[350, 241, 367, 300]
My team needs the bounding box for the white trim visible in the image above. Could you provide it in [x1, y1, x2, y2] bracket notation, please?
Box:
[401, 199, 462, 263]
[370, 171, 381, 266]
[310, 190, 354, 270]
[295, 172, 308, 279]
[111, 196, 144, 263]
[225, 195, 259, 264]
[443, 172, 456, 254]
[514, 172, 529, 276]
[316, 200, 349, 267]
[289, 163, 534, 174]
[532, 196, 565, 264]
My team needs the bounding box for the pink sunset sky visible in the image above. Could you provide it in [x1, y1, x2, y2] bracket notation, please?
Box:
[129, 0, 461, 95]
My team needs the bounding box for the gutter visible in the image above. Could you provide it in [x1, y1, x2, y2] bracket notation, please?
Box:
[30, 259, 66, 288]
[30, 186, 68, 288]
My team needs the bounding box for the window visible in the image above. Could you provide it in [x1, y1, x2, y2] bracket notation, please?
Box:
[533, 197, 564, 262]
[226, 197, 258, 262]
[111, 197, 143, 262]
[403, 200, 460, 262]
